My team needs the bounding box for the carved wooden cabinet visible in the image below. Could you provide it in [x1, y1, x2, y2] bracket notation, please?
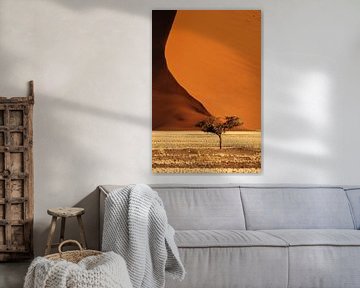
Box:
[0, 82, 34, 261]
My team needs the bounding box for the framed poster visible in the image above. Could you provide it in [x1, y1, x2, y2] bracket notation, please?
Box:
[152, 10, 261, 173]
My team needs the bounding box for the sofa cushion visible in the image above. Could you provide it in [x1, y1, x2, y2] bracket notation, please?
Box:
[175, 230, 288, 247]
[262, 229, 360, 246]
[345, 188, 360, 229]
[241, 187, 355, 230]
[288, 246, 360, 288]
[100, 185, 246, 230]
[261, 230, 360, 288]
[165, 247, 288, 288]
[153, 186, 246, 230]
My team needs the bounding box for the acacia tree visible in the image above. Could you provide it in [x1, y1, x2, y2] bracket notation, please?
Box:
[196, 116, 243, 149]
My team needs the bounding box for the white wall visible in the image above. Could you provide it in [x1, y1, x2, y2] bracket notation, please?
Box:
[0, 0, 359, 255]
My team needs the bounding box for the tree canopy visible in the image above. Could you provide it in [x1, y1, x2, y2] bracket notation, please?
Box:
[196, 116, 243, 149]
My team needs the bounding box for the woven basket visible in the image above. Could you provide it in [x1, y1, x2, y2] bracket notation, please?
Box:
[45, 240, 102, 263]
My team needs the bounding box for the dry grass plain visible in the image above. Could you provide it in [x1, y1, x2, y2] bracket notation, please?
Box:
[152, 131, 261, 173]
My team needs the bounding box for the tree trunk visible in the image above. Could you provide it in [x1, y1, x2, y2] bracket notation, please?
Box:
[218, 134, 222, 149]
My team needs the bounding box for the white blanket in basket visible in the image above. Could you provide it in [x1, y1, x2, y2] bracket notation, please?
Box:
[102, 184, 185, 288]
[24, 251, 132, 288]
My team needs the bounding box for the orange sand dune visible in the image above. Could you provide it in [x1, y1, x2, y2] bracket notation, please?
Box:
[152, 71, 211, 130]
[152, 10, 212, 131]
[165, 10, 261, 131]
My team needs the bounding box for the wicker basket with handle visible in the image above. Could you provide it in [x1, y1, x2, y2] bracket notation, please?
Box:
[45, 240, 102, 263]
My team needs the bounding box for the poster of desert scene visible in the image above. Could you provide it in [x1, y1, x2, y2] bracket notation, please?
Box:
[152, 10, 261, 173]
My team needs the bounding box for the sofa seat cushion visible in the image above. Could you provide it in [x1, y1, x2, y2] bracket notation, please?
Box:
[262, 229, 360, 246]
[175, 230, 288, 248]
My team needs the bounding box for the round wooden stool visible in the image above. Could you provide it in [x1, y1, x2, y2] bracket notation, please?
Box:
[45, 207, 88, 255]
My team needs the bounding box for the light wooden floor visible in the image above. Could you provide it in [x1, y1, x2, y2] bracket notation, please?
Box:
[0, 261, 30, 288]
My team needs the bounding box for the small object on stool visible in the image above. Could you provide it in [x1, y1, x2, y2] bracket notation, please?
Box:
[45, 207, 88, 255]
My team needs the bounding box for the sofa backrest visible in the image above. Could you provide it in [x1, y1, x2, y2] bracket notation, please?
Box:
[152, 185, 246, 230]
[344, 188, 360, 229]
[100, 184, 358, 231]
[240, 186, 355, 230]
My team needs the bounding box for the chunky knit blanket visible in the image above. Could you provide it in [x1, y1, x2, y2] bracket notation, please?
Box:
[102, 184, 185, 288]
[24, 251, 132, 288]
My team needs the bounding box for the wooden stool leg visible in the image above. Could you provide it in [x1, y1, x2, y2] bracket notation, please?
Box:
[60, 217, 66, 243]
[77, 215, 87, 249]
[45, 216, 57, 255]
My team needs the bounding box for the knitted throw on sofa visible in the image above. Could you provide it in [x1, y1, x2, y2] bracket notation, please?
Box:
[102, 184, 185, 288]
[24, 251, 132, 288]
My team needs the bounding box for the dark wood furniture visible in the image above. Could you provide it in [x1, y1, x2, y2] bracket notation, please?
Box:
[0, 81, 34, 261]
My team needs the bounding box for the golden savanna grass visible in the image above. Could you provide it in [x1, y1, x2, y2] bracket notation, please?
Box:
[152, 131, 261, 173]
